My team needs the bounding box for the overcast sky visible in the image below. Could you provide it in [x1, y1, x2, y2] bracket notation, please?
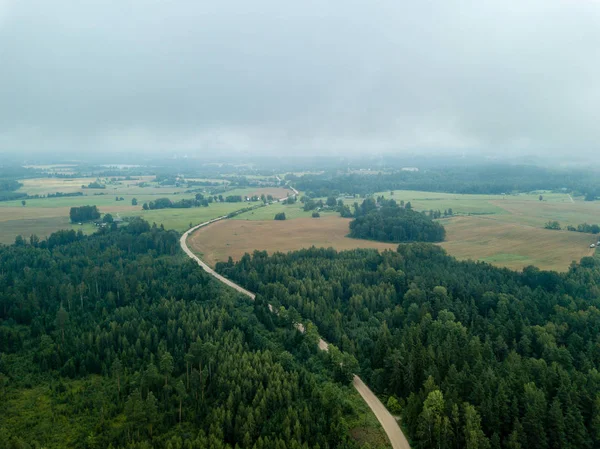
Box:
[0, 0, 599, 158]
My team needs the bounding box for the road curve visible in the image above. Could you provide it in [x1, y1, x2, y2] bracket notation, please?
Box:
[180, 212, 410, 449]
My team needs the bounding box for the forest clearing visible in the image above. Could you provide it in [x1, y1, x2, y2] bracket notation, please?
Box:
[188, 216, 398, 267]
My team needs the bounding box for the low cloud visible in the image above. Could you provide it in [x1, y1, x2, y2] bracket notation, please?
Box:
[1, 0, 599, 158]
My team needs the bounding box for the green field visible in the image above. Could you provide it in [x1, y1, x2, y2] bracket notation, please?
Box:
[130, 203, 246, 232]
[0, 178, 294, 244]
[364, 190, 600, 230]
[232, 201, 338, 221]
[228, 189, 599, 272]
[4, 177, 600, 273]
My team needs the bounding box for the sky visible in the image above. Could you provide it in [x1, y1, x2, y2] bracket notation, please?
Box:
[0, 0, 599, 158]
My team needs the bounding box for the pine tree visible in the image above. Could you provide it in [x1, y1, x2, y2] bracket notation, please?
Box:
[160, 352, 174, 386]
[145, 391, 158, 438]
[175, 380, 186, 423]
[112, 359, 123, 396]
[56, 304, 69, 344]
[418, 390, 451, 449]
[463, 403, 490, 449]
[523, 383, 548, 449]
[547, 398, 567, 449]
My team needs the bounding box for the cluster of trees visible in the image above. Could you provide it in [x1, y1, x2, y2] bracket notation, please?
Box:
[0, 179, 21, 192]
[25, 191, 84, 199]
[142, 197, 209, 210]
[301, 196, 343, 213]
[543, 221, 600, 234]
[69, 205, 101, 223]
[82, 181, 106, 189]
[302, 198, 324, 211]
[155, 175, 181, 186]
[566, 223, 600, 234]
[218, 244, 600, 448]
[274, 212, 286, 221]
[427, 209, 453, 219]
[544, 221, 562, 230]
[225, 195, 243, 203]
[0, 179, 26, 202]
[294, 165, 600, 198]
[0, 220, 373, 448]
[348, 198, 446, 243]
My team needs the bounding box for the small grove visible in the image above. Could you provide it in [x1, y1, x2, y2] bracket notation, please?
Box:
[348, 198, 446, 243]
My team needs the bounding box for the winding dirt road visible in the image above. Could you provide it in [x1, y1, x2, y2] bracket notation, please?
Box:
[180, 210, 410, 449]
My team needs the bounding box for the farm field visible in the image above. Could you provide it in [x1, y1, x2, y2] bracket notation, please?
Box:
[232, 201, 337, 221]
[188, 216, 398, 267]
[191, 188, 600, 272]
[0, 200, 245, 243]
[371, 190, 600, 229]
[0, 177, 295, 244]
[440, 216, 595, 271]
[129, 203, 247, 232]
[190, 212, 595, 272]
[15, 176, 164, 196]
[220, 187, 291, 199]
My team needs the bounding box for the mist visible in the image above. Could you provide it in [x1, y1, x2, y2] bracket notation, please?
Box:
[1, 0, 599, 158]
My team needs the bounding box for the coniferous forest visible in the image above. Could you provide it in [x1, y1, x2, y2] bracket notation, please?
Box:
[218, 245, 600, 449]
[348, 198, 446, 243]
[0, 220, 374, 449]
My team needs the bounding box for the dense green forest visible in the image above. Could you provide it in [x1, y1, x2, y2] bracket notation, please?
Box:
[218, 245, 600, 448]
[293, 165, 600, 197]
[142, 197, 210, 210]
[348, 199, 445, 243]
[0, 178, 26, 202]
[69, 205, 101, 223]
[0, 221, 381, 449]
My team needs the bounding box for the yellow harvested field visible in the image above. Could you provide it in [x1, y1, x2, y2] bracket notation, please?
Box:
[189, 214, 596, 272]
[440, 216, 596, 271]
[0, 205, 137, 223]
[188, 216, 398, 267]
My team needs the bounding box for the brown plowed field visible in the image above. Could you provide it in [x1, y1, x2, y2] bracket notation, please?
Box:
[188, 216, 398, 266]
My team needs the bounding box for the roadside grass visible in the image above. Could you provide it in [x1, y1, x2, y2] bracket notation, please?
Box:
[344, 387, 392, 449]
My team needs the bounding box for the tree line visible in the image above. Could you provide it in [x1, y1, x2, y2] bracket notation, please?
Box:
[142, 197, 210, 210]
[544, 221, 600, 234]
[293, 165, 600, 198]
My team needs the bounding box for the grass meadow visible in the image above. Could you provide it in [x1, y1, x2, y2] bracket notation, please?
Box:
[0, 177, 296, 244]
[3, 177, 598, 271]
[193, 189, 599, 272]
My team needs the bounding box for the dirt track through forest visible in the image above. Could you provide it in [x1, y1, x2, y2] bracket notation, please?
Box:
[180, 202, 410, 449]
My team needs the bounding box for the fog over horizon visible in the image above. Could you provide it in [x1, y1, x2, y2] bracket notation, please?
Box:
[1, 0, 599, 159]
